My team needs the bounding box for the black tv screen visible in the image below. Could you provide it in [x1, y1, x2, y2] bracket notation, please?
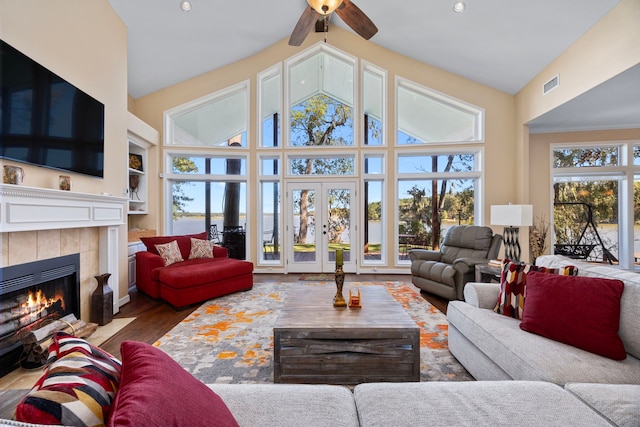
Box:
[0, 40, 105, 178]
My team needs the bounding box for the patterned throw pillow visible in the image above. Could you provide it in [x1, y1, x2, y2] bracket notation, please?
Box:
[189, 238, 214, 259]
[15, 332, 122, 427]
[155, 240, 184, 266]
[494, 260, 578, 319]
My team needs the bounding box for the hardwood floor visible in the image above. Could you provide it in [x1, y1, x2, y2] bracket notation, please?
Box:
[99, 274, 448, 360]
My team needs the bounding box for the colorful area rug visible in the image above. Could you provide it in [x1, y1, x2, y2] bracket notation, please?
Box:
[298, 273, 335, 281]
[154, 281, 473, 384]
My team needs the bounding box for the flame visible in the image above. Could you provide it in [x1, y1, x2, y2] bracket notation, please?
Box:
[22, 288, 65, 314]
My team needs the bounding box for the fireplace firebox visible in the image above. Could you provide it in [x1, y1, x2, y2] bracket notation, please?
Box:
[0, 254, 80, 377]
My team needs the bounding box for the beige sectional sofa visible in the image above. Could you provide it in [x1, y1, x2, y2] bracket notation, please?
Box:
[209, 380, 640, 427]
[447, 255, 640, 385]
[2, 380, 639, 427]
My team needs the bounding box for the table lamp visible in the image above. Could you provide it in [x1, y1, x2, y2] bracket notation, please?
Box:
[490, 204, 533, 262]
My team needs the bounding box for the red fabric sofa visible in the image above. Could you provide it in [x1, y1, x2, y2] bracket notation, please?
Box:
[135, 232, 253, 308]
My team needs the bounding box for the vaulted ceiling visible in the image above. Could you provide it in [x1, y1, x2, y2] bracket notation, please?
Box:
[109, 0, 640, 133]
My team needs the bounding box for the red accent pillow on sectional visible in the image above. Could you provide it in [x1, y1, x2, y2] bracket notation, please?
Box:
[141, 232, 207, 259]
[519, 271, 626, 360]
[107, 340, 239, 427]
[494, 260, 577, 319]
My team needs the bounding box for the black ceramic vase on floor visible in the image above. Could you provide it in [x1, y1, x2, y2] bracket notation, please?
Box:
[91, 273, 113, 326]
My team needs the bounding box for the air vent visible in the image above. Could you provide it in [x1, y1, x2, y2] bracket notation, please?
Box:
[543, 75, 559, 94]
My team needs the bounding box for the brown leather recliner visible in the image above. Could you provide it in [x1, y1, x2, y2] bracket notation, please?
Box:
[409, 225, 502, 301]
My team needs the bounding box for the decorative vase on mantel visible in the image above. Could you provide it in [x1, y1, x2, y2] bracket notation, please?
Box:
[91, 273, 113, 326]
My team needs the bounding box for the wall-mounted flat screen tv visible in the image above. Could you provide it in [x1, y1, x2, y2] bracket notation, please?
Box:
[0, 40, 105, 178]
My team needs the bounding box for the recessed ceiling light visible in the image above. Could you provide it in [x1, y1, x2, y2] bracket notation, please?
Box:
[180, 1, 192, 12]
[453, 1, 466, 13]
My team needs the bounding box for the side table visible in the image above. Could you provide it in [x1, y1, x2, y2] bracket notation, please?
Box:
[475, 264, 502, 283]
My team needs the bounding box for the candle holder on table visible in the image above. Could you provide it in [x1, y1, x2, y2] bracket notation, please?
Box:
[334, 248, 347, 307]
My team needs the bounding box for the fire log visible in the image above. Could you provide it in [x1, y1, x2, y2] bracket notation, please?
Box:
[31, 319, 86, 354]
[21, 314, 78, 344]
[75, 322, 98, 339]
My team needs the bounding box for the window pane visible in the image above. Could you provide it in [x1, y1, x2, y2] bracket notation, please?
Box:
[634, 146, 640, 166]
[397, 83, 481, 144]
[260, 71, 281, 148]
[260, 157, 280, 176]
[398, 154, 431, 173]
[364, 155, 383, 174]
[261, 181, 281, 262]
[442, 179, 475, 226]
[289, 156, 355, 176]
[398, 180, 430, 261]
[365, 115, 383, 146]
[171, 180, 247, 258]
[290, 94, 353, 147]
[171, 181, 208, 235]
[364, 180, 383, 262]
[262, 114, 280, 148]
[398, 179, 475, 261]
[398, 154, 475, 174]
[171, 85, 248, 147]
[552, 146, 619, 168]
[363, 68, 383, 146]
[170, 155, 246, 176]
[289, 50, 354, 108]
[553, 180, 618, 263]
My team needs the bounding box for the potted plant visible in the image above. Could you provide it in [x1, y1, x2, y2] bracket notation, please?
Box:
[530, 214, 550, 264]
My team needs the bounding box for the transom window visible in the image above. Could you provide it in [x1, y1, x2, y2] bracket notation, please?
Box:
[167, 82, 249, 148]
[397, 78, 482, 144]
[288, 155, 355, 176]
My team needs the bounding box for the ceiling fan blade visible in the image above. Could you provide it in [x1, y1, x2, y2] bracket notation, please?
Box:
[335, 0, 378, 40]
[289, 6, 318, 46]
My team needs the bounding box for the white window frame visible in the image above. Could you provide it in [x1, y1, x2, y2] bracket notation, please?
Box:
[550, 141, 638, 269]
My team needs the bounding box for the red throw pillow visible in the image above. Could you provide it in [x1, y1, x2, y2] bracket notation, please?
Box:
[494, 260, 577, 319]
[108, 341, 239, 427]
[520, 271, 626, 360]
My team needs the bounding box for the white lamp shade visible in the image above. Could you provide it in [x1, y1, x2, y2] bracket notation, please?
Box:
[490, 205, 533, 227]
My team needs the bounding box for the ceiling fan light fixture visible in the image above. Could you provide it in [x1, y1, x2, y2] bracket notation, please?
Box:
[307, 0, 343, 15]
[180, 1, 192, 12]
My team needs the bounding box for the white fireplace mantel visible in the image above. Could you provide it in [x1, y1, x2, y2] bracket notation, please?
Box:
[0, 184, 127, 233]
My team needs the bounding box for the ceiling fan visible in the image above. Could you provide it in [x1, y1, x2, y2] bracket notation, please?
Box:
[288, 0, 378, 46]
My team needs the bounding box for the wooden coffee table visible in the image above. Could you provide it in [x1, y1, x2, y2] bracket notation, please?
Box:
[273, 283, 420, 384]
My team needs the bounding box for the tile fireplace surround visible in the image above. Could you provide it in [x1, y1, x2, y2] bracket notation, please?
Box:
[0, 184, 128, 322]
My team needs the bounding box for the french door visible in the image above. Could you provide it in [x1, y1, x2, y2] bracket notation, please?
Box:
[285, 181, 357, 273]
